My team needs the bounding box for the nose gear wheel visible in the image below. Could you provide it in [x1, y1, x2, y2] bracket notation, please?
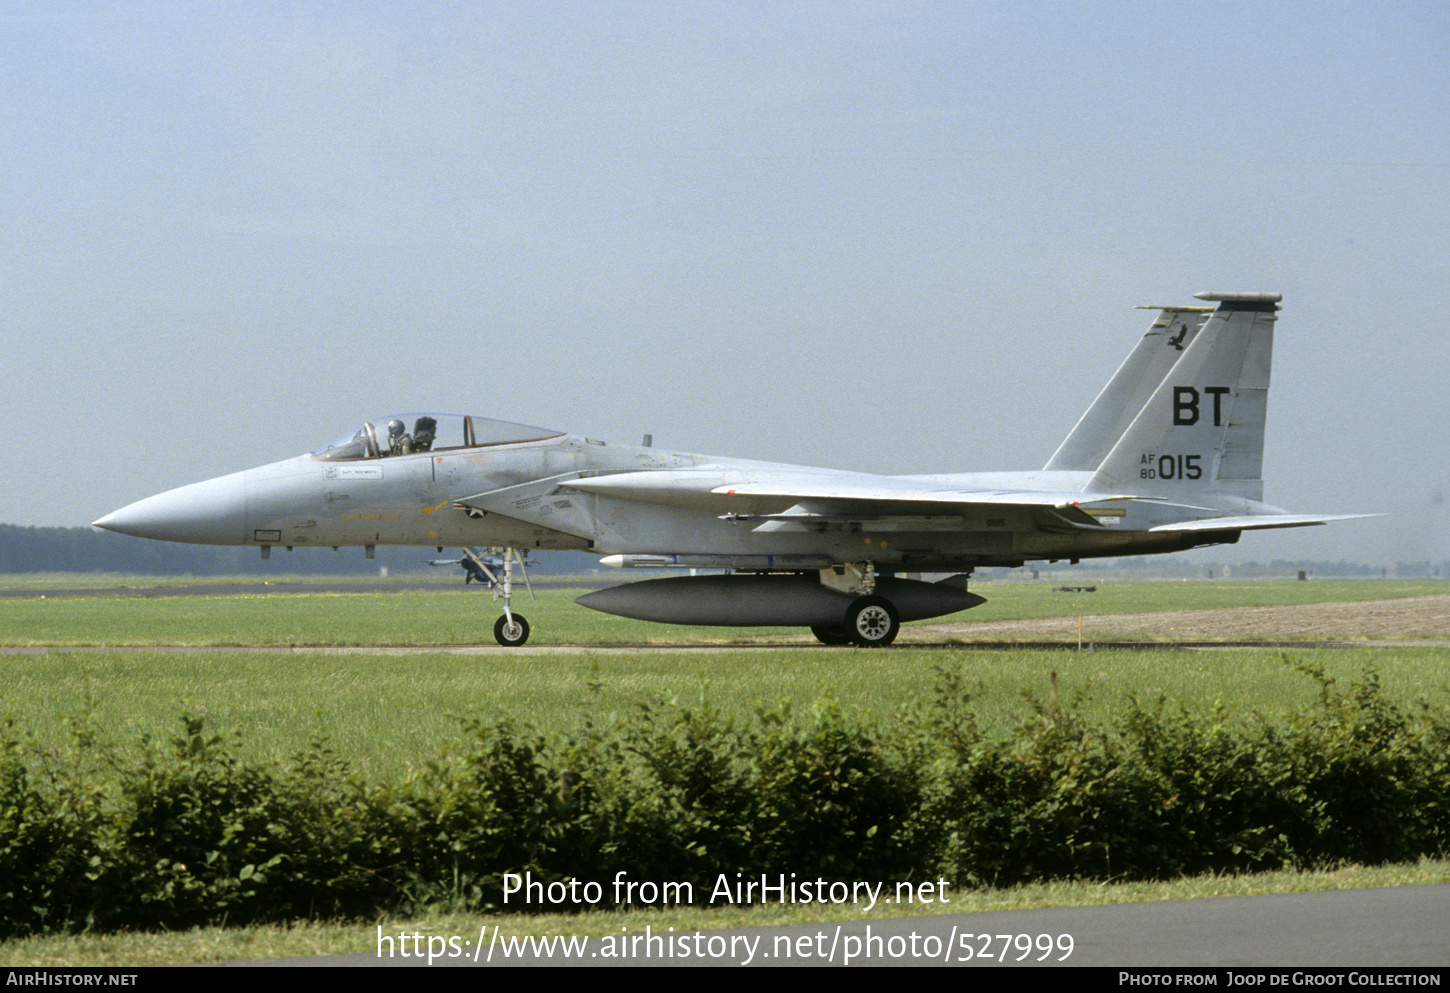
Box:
[494, 613, 530, 647]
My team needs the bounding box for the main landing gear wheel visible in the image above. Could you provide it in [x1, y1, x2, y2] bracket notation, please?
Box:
[494, 614, 530, 647]
[846, 596, 899, 647]
[810, 625, 854, 646]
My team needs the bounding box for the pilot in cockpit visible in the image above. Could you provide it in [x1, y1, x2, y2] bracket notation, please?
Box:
[387, 419, 412, 456]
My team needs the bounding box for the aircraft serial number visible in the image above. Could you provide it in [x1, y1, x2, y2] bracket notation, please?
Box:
[1139, 454, 1202, 480]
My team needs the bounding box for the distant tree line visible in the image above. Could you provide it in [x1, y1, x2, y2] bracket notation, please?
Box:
[0, 523, 1441, 580]
[0, 524, 598, 577]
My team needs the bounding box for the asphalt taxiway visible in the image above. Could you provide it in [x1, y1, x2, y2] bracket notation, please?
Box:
[247, 884, 1449, 967]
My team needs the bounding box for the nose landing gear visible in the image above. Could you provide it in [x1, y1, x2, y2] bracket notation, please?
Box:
[463, 547, 535, 646]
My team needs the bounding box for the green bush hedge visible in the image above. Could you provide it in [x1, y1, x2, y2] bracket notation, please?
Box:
[2, 662, 1446, 936]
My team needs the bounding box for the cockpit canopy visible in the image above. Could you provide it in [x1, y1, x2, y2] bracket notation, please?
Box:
[310, 414, 563, 461]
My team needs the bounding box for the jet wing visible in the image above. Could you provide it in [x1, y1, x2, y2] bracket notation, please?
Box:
[568, 468, 1105, 506]
[564, 470, 1375, 536]
[564, 469, 1117, 530]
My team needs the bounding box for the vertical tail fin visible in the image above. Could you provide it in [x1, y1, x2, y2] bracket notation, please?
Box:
[1044, 306, 1213, 471]
[1087, 292, 1280, 505]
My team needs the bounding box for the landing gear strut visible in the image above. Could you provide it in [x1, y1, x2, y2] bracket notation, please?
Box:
[464, 547, 534, 646]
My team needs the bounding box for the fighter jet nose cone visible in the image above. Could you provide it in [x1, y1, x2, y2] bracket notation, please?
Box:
[92, 473, 248, 544]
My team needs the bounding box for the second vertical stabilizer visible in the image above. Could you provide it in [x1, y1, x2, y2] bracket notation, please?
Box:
[1045, 305, 1213, 471]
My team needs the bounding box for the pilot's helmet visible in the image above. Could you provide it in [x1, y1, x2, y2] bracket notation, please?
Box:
[387, 419, 405, 439]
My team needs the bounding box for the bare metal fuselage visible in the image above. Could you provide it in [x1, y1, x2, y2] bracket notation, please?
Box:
[99, 436, 1238, 570]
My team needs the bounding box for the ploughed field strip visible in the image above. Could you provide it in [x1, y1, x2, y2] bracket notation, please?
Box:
[916, 594, 1450, 642]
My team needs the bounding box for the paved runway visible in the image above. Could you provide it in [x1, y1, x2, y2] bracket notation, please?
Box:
[253, 884, 1449, 967]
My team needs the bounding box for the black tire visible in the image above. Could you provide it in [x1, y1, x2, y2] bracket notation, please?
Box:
[810, 625, 853, 646]
[846, 596, 899, 647]
[494, 613, 530, 647]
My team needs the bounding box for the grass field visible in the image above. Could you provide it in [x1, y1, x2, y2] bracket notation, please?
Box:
[2, 575, 1447, 965]
[2, 577, 1446, 646]
[5, 646, 1449, 778]
[3, 576, 1448, 779]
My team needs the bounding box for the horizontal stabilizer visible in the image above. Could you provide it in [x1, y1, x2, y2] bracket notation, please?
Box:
[1149, 513, 1378, 532]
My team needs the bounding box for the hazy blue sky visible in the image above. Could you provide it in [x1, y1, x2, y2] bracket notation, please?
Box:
[4, 1, 1446, 565]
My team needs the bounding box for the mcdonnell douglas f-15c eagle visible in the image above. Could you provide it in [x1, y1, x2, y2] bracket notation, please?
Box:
[94, 292, 1369, 647]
